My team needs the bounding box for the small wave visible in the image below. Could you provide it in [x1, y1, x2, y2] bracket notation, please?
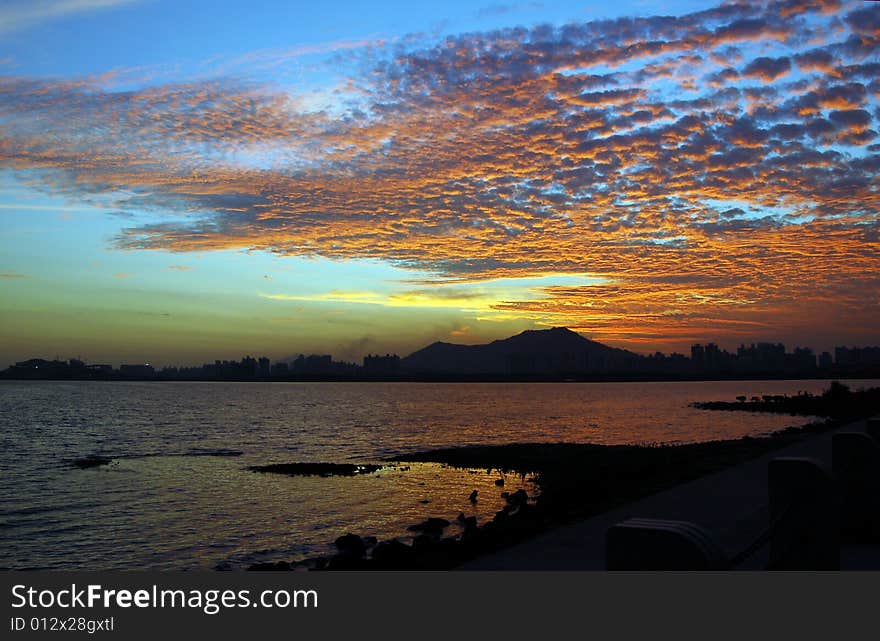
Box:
[181, 448, 244, 458]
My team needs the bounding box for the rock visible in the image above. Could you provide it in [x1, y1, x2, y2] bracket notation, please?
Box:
[455, 511, 478, 533]
[249, 462, 381, 477]
[411, 535, 460, 569]
[468, 490, 478, 503]
[406, 517, 451, 535]
[334, 533, 367, 558]
[412, 534, 436, 551]
[371, 540, 414, 568]
[494, 478, 505, 486]
[326, 554, 369, 570]
[73, 456, 113, 469]
[507, 488, 529, 506]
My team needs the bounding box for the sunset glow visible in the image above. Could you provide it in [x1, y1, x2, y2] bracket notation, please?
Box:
[1, 0, 878, 364]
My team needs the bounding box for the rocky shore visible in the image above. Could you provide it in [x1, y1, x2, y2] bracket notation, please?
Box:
[245, 422, 842, 570]
[249, 462, 382, 477]
[692, 381, 880, 418]
[246, 383, 880, 571]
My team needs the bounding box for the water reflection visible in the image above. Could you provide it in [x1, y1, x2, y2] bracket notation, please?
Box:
[1, 379, 874, 569]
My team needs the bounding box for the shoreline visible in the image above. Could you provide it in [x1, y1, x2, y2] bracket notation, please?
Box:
[5, 373, 880, 383]
[248, 416, 851, 571]
[248, 383, 880, 570]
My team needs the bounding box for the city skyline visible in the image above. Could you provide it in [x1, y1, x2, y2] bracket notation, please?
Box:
[5, 326, 880, 375]
[2, 0, 879, 365]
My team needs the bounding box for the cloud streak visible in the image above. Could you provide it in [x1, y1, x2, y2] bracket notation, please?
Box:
[259, 287, 507, 311]
[0, 0, 139, 35]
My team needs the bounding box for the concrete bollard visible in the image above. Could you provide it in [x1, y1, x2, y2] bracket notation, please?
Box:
[768, 457, 838, 570]
[606, 518, 728, 570]
[866, 416, 880, 442]
[832, 432, 880, 541]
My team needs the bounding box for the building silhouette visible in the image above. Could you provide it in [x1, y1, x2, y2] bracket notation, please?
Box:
[119, 363, 155, 378]
[3, 329, 880, 381]
[363, 354, 400, 377]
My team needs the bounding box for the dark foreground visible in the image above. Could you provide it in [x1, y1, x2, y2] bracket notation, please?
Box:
[691, 380, 880, 418]
[247, 383, 880, 571]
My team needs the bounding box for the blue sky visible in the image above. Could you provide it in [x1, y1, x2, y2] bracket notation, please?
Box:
[1, 1, 713, 78]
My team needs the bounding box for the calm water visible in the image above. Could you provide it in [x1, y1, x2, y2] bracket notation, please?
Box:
[1, 379, 874, 570]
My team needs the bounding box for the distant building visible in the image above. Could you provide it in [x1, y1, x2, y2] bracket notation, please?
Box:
[818, 352, 833, 369]
[7, 358, 68, 378]
[86, 364, 113, 375]
[304, 354, 332, 375]
[119, 363, 155, 378]
[690, 343, 733, 372]
[788, 347, 816, 371]
[835, 346, 880, 367]
[363, 354, 400, 377]
[14, 358, 61, 370]
[241, 356, 258, 377]
[288, 354, 358, 377]
[736, 342, 786, 372]
[690, 344, 705, 369]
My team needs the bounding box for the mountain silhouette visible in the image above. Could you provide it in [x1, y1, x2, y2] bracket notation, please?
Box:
[401, 327, 642, 375]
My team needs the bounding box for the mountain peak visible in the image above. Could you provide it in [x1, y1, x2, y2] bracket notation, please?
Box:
[402, 326, 638, 375]
[499, 326, 591, 347]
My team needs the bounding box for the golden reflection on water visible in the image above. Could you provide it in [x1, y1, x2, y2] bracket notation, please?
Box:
[4, 455, 535, 570]
[3, 379, 876, 569]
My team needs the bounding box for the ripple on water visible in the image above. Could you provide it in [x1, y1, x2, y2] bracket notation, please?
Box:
[1, 379, 872, 569]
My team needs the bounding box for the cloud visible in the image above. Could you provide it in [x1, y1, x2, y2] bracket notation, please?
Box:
[777, 0, 842, 19]
[1, 0, 878, 350]
[259, 287, 504, 311]
[112, 272, 132, 278]
[828, 108, 872, 130]
[262, 290, 384, 305]
[0, 0, 139, 35]
[794, 48, 836, 73]
[167, 264, 193, 272]
[742, 56, 792, 81]
[450, 325, 473, 338]
[475, 3, 542, 19]
[706, 67, 740, 87]
[0, 272, 31, 279]
[845, 4, 880, 37]
[212, 37, 390, 76]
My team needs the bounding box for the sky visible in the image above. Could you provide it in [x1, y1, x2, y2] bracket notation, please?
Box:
[0, 0, 878, 367]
